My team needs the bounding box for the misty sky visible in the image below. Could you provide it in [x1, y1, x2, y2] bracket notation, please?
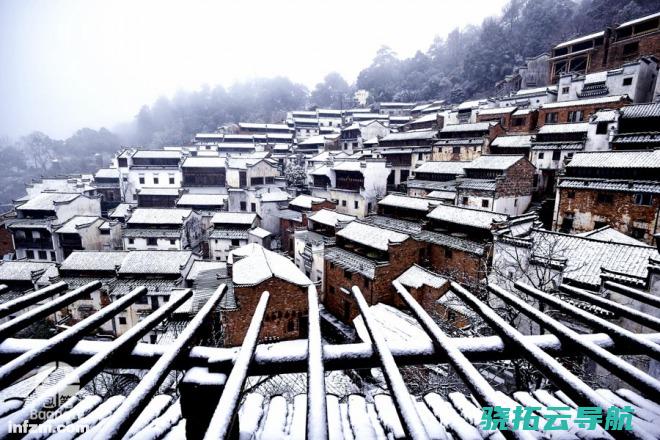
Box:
[0, 0, 508, 139]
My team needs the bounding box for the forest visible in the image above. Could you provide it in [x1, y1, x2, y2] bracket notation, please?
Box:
[0, 0, 657, 206]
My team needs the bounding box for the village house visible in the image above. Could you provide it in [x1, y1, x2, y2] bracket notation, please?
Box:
[376, 129, 438, 188]
[611, 102, 660, 150]
[8, 192, 102, 262]
[208, 212, 259, 262]
[403, 112, 443, 131]
[377, 102, 416, 116]
[488, 134, 534, 156]
[93, 168, 121, 214]
[136, 187, 180, 208]
[549, 12, 660, 83]
[498, 86, 558, 109]
[220, 243, 313, 346]
[237, 122, 293, 136]
[117, 149, 182, 204]
[316, 109, 344, 128]
[435, 121, 503, 161]
[553, 149, 660, 245]
[293, 209, 355, 292]
[447, 100, 483, 124]
[406, 160, 467, 199]
[180, 156, 227, 188]
[377, 193, 436, 221]
[278, 195, 335, 256]
[507, 108, 539, 133]
[537, 95, 631, 128]
[339, 121, 390, 153]
[495, 53, 552, 97]
[54, 215, 122, 258]
[309, 159, 391, 218]
[556, 57, 658, 103]
[455, 155, 534, 216]
[476, 106, 518, 129]
[122, 208, 203, 252]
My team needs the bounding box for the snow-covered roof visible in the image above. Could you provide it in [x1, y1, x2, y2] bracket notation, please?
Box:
[414, 161, 467, 175]
[378, 194, 432, 212]
[0, 261, 56, 282]
[380, 130, 437, 142]
[396, 265, 448, 290]
[17, 193, 80, 211]
[537, 122, 590, 134]
[181, 157, 226, 168]
[464, 155, 524, 170]
[55, 216, 100, 234]
[566, 150, 660, 169]
[118, 250, 193, 275]
[132, 150, 181, 159]
[577, 226, 647, 246]
[94, 168, 120, 179]
[137, 187, 180, 196]
[427, 204, 507, 229]
[554, 30, 604, 49]
[409, 113, 439, 124]
[230, 243, 312, 287]
[541, 95, 627, 109]
[127, 208, 192, 225]
[60, 251, 128, 272]
[289, 195, 325, 210]
[307, 209, 355, 227]
[249, 227, 272, 239]
[211, 212, 258, 225]
[260, 192, 290, 203]
[457, 99, 481, 110]
[617, 11, 660, 28]
[109, 203, 135, 218]
[490, 135, 533, 148]
[514, 86, 557, 97]
[336, 221, 408, 251]
[186, 260, 226, 281]
[176, 193, 227, 207]
[332, 161, 364, 172]
[440, 122, 493, 133]
[354, 303, 431, 346]
[298, 135, 327, 145]
[477, 106, 517, 116]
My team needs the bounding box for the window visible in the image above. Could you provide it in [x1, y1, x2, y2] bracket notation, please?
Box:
[367, 202, 372, 212]
[444, 248, 453, 259]
[153, 176, 159, 185]
[596, 193, 614, 203]
[594, 220, 608, 230]
[341, 200, 346, 207]
[538, 152, 545, 159]
[168, 175, 175, 185]
[623, 41, 639, 55]
[118, 317, 127, 325]
[139, 175, 145, 184]
[240, 201, 247, 211]
[128, 238, 135, 245]
[481, 199, 489, 208]
[150, 334, 157, 344]
[26, 250, 34, 259]
[567, 191, 575, 199]
[512, 117, 525, 127]
[631, 227, 646, 239]
[622, 77, 633, 86]
[169, 239, 176, 245]
[452, 146, 461, 154]
[265, 177, 275, 184]
[567, 110, 583, 122]
[596, 122, 608, 134]
[38, 250, 47, 260]
[329, 286, 335, 294]
[344, 269, 351, 280]
[32, 230, 41, 239]
[560, 214, 574, 233]
[354, 201, 359, 209]
[552, 150, 561, 161]
[562, 86, 570, 94]
[100, 229, 110, 235]
[545, 112, 558, 124]
[231, 239, 240, 246]
[634, 193, 653, 206]
[251, 203, 256, 212]
[286, 319, 295, 333]
[147, 237, 158, 246]
[462, 196, 468, 205]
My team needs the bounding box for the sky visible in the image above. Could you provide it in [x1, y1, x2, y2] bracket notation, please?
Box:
[0, 0, 508, 139]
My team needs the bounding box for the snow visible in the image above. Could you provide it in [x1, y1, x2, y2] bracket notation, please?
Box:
[132, 150, 181, 159]
[441, 122, 493, 133]
[60, 251, 128, 272]
[554, 31, 605, 49]
[515, 86, 557, 96]
[51, 395, 125, 439]
[308, 209, 355, 227]
[374, 394, 405, 438]
[211, 212, 257, 225]
[176, 193, 227, 207]
[260, 395, 288, 439]
[537, 122, 589, 134]
[378, 194, 432, 212]
[464, 154, 523, 170]
[231, 243, 312, 286]
[336, 221, 408, 251]
[127, 208, 192, 225]
[260, 192, 289, 203]
[424, 393, 481, 440]
[490, 135, 533, 148]
[326, 395, 344, 440]
[478, 106, 517, 115]
[395, 265, 447, 289]
[124, 395, 173, 438]
[17, 192, 80, 211]
[118, 250, 192, 275]
[347, 395, 379, 439]
[249, 227, 272, 239]
[414, 161, 467, 175]
[239, 393, 265, 439]
[130, 399, 182, 440]
[542, 95, 627, 109]
[289, 194, 325, 209]
[566, 149, 660, 169]
[427, 204, 507, 229]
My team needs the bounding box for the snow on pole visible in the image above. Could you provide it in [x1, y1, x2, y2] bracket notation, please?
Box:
[204, 291, 270, 440]
[0, 289, 193, 437]
[351, 286, 430, 440]
[307, 284, 328, 440]
[514, 281, 660, 361]
[488, 283, 660, 401]
[0, 284, 7, 294]
[97, 284, 227, 440]
[393, 281, 533, 440]
[558, 283, 660, 332]
[604, 281, 660, 309]
[0, 285, 147, 388]
[0, 280, 101, 340]
[0, 281, 68, 319]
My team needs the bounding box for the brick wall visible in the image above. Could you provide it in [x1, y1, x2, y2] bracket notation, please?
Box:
[606, 32, 660, 70]
[426, 243, 488, 285]
[280, 217, 305, 256]
[496, 160, 536, 198]
[0, 224, 14, 256]
[537, 98, 629, 128]
[221, 277, 309, 347]
[555, 187, 660, 245]
[507, 111, 538, 133]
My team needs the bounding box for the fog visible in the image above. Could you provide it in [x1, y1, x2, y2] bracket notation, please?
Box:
[0, 0, 508, 139]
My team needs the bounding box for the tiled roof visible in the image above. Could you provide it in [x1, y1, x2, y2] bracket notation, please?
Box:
[308, 209, 355, 227]
[210, 212, 257, 225]
[611, 132, 660, 145]
[181, 156, 226, 168]
[566, 150, 660, 169]
[137, 187, 179, 196]
[558, 178, 660, 194]
[289, 195, 325, 209]
[378, 194, 433, 212]
[132, 150, 181, 159]
[230, 244, 312, 287]
[17, 193, 80, 211]
[541, 95, 627, 109]
[274, 209, 303, 222]
[435, 137, 484, 146]
[531, 142, 584, 150]
[490, 135, 533, 148]
[260, 192, 290, 203]
[117, 250, 193, 275]
[123, 228, 181, 238]
[554, 30, 604, 49]
[60, 251, 128, 272]
[414, 161, 467, 175]
[361, 215, 423, 235]
[109, 203, 135, 218]
[440, 122, 493, 133]
[0, 261, 56, 282]
[336, 221, 408, 251]
[186, 260, 226, 281]
[249, 227, 271, 239]
[127, 208, 192, 225]
[54, 216, 100, 234]
[427, 204, 508, 229]
[577, 226, 647, 246]
[620, 102, 660, 119]
[477, 106, 517, 115]
[324, 246, 377, 279]
[176, 193, 227, 207]
[380, 130, 437, 142]
[209, 228, 250, 240]
[537, 122, 589, 134]
[94, 168, 120, 179]
[415, 230, 487, 255]
[464, 155, 523, 170]
[406, 180, 459, 191]
[514, 85, 557, 97]
[457, 178, 497, 191]
[396, 264, 448, 289]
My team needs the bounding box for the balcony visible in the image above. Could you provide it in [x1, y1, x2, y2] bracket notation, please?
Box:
[14, 238, 54, 250]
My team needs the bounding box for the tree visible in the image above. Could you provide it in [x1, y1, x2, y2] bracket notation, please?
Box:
[19, 131, 59, 171]
[284, 163, 307, 188]
[310, 72, 351, 108]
